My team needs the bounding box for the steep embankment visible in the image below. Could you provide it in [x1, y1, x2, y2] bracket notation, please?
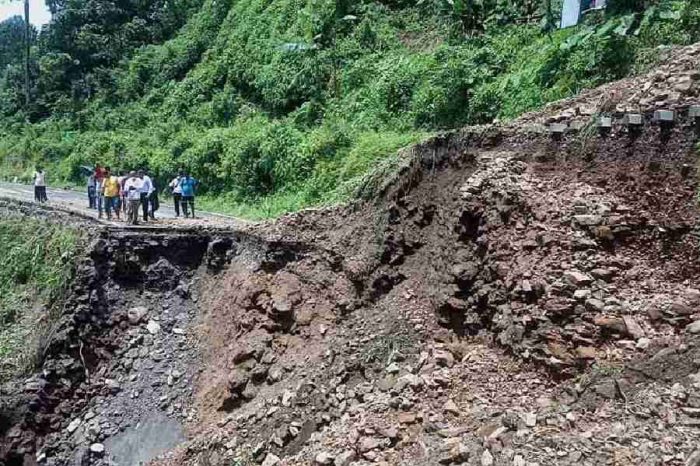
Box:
[3, 44, 700, 466]
[171, 44, 700, 465]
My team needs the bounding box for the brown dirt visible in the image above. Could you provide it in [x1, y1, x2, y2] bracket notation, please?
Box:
[158, 44, 700, 465]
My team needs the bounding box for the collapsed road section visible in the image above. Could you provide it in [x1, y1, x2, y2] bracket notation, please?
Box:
[0, 201, 297, 466]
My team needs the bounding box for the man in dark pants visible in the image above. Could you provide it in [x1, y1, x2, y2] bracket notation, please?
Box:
[87, 173, 96, 208]
[137, 170, 153, 222]
[178, 172, 198, 218]
[168, 172, 183, 217]
[149, 185, 159, 220]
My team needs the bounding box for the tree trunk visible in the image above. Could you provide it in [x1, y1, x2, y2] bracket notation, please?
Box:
[24, 0, 30, 108]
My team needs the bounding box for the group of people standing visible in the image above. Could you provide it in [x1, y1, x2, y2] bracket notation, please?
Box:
[87, 166, 198, 224]
[87, 167, 158, 224]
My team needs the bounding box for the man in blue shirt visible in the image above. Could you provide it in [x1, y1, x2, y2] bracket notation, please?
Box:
[178, 173, 199, 218]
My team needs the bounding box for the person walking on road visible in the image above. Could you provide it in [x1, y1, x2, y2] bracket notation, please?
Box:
[138, 170, 154, 222]
[169, 171, 183, 217]
[178, 172, 198, 218]
[33, 167, 47, 203]
[102, 168, 121, 221]
[124, 172, 143, 225]
[87, 172, 96, 209]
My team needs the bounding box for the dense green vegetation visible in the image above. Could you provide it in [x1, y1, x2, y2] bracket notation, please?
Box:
[1, 0, 699, 218]
[0, 218, 80, 381]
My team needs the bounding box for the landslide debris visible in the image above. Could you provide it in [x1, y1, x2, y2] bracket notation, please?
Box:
[3, 44, 700, 466]
[159, 45, 700, 465]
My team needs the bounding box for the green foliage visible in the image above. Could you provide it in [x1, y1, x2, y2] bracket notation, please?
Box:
[0, 218, 80, 380]
[0, 0, 698, 218]
[0, 16, 35, 69]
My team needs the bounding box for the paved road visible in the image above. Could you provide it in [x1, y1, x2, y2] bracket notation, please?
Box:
[0, 182, 244, 227]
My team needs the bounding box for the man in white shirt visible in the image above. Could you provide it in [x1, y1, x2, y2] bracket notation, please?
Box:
[168, 171, 183, 217]
[34, 167, 47, 203]
[138, 170, 154, 222]
[124, 172, 144, 225]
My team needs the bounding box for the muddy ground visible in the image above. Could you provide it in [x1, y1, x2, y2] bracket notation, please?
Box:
[2, 44, 700, 466]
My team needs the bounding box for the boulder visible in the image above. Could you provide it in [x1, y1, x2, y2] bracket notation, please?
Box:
[262, 454, 281, 466]
[686, 320, 700, 334]
[590, 268, 614, 282]
[315, 452, 335, 465]
[594, 316, 627, 334]
[564, 271, 593, 287]
[669, 301, 694, 316]
[127, 306, 148, 324]
[146, 320, 161, 335]
[434, 350, 455, 368]
[89, 443, 105, 457]
[585, 298, 606, 312]
[334, 451, 357, 466]
[228, 369, 250, 393]
[573, 215, 603, 227]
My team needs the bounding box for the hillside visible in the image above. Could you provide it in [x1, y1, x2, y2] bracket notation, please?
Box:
[2, 41, 700, 465]
[1, 0, 700, 217]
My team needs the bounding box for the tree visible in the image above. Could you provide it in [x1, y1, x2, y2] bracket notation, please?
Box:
[0, 0, 32, 107]
[0, 15, 34, 69]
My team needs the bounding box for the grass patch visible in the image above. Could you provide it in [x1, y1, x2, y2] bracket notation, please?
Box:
[0, 218, 80, 381]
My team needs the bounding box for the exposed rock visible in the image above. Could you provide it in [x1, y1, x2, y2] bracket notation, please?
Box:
[594, 316, 627, 334]
[573, 215, 602, 227]
[262, 453, 281, 466]
[636, 338, 651, 350]
[686, 320, 700, 334]
[89, 443, 105, 457]
[444, 399, 460, 416]
[146, 320, 161, 335]
[563, 271, 593, 287]
[315, 452, 335, 465]
[576, 346, 597, 359]
[228, 369, 250, 393]
[359, 437, 380, 453]
[590, 268, 614, 282]
[622, 316, 645, 339]
[435, 350, 455, 368]
[66, 418, 81, 434]
[585, 298, 606, 312]
[521, 412, 537, 427]
[481, 449, 494, 466]
[687, 449, 700, 466]
[386, 362, 400, 374]
[669, 301, 694, 316]
[439, 440, 470, 465]
[334, 450, 357, 466]
[127, 306, 148, 324]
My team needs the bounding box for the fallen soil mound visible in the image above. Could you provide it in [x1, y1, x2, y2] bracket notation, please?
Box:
[169, 43, 700, 465]
[3, 44, 700, 466]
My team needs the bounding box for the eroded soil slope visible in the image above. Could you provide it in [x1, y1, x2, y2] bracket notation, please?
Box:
[4, 44, 700, 466]
[165, 47, 700, 465]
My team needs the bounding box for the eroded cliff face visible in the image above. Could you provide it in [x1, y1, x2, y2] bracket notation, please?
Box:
[168, 118, 700, 465]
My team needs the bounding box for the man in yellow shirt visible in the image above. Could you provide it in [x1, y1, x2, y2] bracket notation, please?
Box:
[102, 167, 122, 221]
